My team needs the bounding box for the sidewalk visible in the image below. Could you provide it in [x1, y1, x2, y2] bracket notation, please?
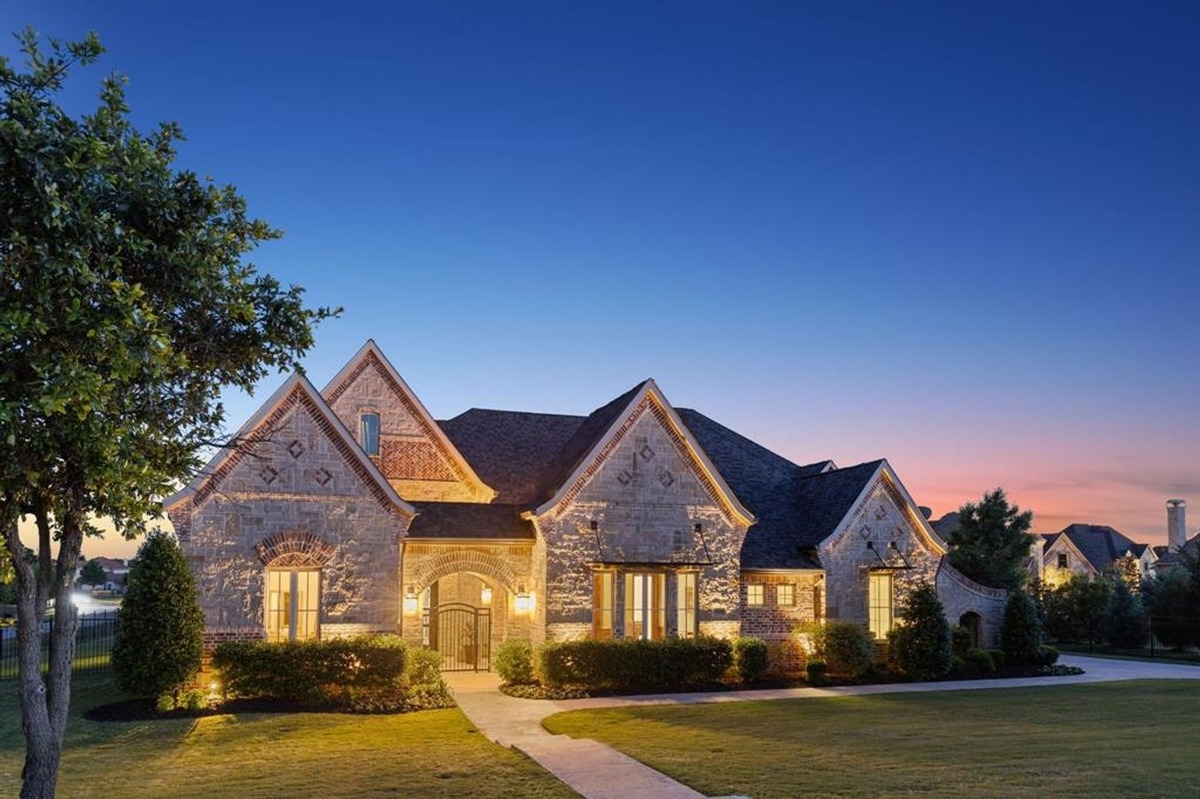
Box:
[446, 655, 1200, 799]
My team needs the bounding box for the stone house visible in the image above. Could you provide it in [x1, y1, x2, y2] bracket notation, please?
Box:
[165, 341, 1005, 667]
[1038, 524, 1158, 587]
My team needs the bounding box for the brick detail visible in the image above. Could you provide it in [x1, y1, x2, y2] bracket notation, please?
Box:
[381, 438, 455, 481]
[255, 531, 337, 567]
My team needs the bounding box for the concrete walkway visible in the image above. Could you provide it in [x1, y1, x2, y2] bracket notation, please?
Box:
[446, 655, 1200, 799]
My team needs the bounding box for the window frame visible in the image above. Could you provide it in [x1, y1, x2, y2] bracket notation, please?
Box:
[776, 583, 795, 606]
[867, 572, 893, 639]
[360, 412, 381, 456]
[676, 571, 698, 638]
[266, 568, 321, 642]
[746, 583, 765, 606]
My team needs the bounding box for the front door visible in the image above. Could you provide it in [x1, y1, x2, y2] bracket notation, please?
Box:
[426, 603, 491, 672]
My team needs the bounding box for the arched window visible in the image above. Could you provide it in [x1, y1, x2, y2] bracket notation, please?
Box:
[360, 412, 380, 456]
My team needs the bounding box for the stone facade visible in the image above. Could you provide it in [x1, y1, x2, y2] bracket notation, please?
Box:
[536, 395, 748, 642]
[324, 347, 492, 503]
[170, 342, 1009, 662]
[935, 562, 1007, 648]
[818, 470, 942, 627]
[167, 381, 408, 647]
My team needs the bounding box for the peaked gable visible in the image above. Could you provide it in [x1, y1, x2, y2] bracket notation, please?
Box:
[533, 380, 755, 527]
[815, 461, 947, 555]
[322, 341, 495, 502]
[163, 373, 413, 518]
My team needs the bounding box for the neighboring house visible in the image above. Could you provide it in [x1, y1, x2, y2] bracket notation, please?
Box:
[1038, 524, 1158, 587]
[164, 341, 1006, 666]
[89, 557, 130, 592]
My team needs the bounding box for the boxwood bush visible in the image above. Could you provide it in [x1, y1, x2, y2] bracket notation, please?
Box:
[537, 636, 732, 692]
[495, 639, 535, 685]
[733, 637, 769, 684]
[213, 634, 407, 704]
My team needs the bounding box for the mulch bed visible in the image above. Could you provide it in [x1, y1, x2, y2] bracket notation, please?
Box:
[84, 697, 339, 722]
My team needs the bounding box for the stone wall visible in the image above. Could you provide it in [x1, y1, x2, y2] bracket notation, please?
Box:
[539, 403, 747, 640]
[819, 473, 942, 628]
[323, 349, 491, 503]
[935, 562, 1007, 649]
[173, 390, 407, 641]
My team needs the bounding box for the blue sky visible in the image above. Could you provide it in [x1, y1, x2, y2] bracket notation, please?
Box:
[5, 2, 1198, 556]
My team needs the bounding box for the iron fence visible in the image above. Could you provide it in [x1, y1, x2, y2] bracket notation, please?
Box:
[0, 609, 119, 681]
[1148, 615, 1200, 659]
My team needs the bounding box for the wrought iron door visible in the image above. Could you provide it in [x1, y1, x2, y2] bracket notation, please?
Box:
[426, 602, 491, 672]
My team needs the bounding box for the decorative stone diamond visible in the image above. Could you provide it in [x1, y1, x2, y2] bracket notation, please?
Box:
[287, 439, 305, 459]
[858, 524, 872, 539]
[658, 470, 675, 488]
[313, 468, 333, 487]
[616, 468, 633, 486]
[639, 444, 655, 461]
[874, 504, 887, 520]
[259, 466, 279, 485]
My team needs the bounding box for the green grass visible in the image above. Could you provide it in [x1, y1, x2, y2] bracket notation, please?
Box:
[544, 681, 1200, 798]
[1, 676, 576, 798]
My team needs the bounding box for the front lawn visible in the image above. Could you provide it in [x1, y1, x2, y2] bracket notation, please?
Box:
[0, 676, 576, 798]
[544, 680, 1200, 798]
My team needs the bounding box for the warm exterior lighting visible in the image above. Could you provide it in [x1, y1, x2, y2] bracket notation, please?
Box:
[403, 585, 418, 614]
[515, 585, 534, 614]
[480, 585, 493, 605]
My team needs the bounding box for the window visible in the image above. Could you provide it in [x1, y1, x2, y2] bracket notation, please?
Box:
[593, 571, 615, 639]
[676, 572, 697, 638]
[266, 569, 320, 642]
[360, 413, 380, 456]
[746, 584, 765, 606]
[868, 572, 893, 639]
[625, 572, 666, 640]
[1057, 553, 1068, 569]
[776, 583, 795, 606]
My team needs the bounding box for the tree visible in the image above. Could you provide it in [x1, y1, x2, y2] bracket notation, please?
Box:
[886, 581, 952, 681]
[1, 31, 334, 798]
[1142, 551, 1200, 650]
[1000, 590, 1043, 665]
[946, 488, 1035, 590]
[1103, 578, 1148, 649]
[112, 531, 204, 696]
[78, 558, 106, 589]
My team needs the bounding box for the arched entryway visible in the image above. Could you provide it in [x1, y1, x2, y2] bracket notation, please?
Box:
[959, 611, 983, 649]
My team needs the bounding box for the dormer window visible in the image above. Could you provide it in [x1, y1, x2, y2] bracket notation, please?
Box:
[360, 413, 380, 456]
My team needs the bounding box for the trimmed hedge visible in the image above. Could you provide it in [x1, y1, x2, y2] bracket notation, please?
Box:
[213, 635, 407, 704]
[537, 636, 732, 692]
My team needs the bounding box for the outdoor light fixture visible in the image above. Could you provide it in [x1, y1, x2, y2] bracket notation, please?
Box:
[480, 585, 493, 605]
[590, 519, 598, 531]
[403, 585, 418, 614]
[515, 584, 533, 614]
[694, 523, 702, 534]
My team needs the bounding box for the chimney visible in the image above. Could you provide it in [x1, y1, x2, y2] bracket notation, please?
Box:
[1167, 499, 1187, 552]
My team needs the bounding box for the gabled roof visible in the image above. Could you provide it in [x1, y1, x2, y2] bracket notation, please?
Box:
[322, 340, 495, 500]
[407, 502, 534, 540]
[439, 409, 586, 504]
[163, 373, 414, 518]
[531, 381, 755, 527]
[1051, 523, 1143, 572]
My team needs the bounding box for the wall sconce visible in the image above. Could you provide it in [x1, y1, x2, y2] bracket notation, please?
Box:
[480, 585, 493, 605]
[590, 519, 598, 531]
[694, 523, 702, 534]
[403, 585, 418, 614]
[514, 584, 534, 614]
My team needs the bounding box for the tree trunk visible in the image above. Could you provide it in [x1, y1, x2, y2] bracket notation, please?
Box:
[6, 502, 85, 799]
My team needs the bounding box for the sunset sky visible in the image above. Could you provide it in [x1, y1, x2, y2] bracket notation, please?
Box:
[6, 2, 1198, 560]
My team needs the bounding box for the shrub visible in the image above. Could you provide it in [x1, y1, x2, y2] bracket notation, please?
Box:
[987, 649, 1007, 669]
[536, 636, 732, 691]
[398, 647, 453, 712]
[495, 639, 535, 685]
[886, 582, 952, 681]
[1000, 591, 1043, 666]
[964, 648, 995, 675]
[1035, 644, 1059, 666]
[733, 637, 769, 684]
[213, 635, 407, 704]
[822, 622, 877, 680]
[805, 660, 828, 685]
[1104, 579, 1149, 649]
[112, 531, 204, 697]
[951, 625, 972, 658]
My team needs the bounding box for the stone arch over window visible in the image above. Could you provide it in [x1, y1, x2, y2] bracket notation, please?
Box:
[411, 550, 523, 596]
[255, 531, 336, 568]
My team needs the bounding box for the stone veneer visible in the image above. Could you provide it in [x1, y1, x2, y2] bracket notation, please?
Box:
[935, 562, 1007, 648]
[537, 400, 748, 642]
[324, 348, 491, 503]
[818, 472, 942, 626]
[170, 387, 408, 645]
